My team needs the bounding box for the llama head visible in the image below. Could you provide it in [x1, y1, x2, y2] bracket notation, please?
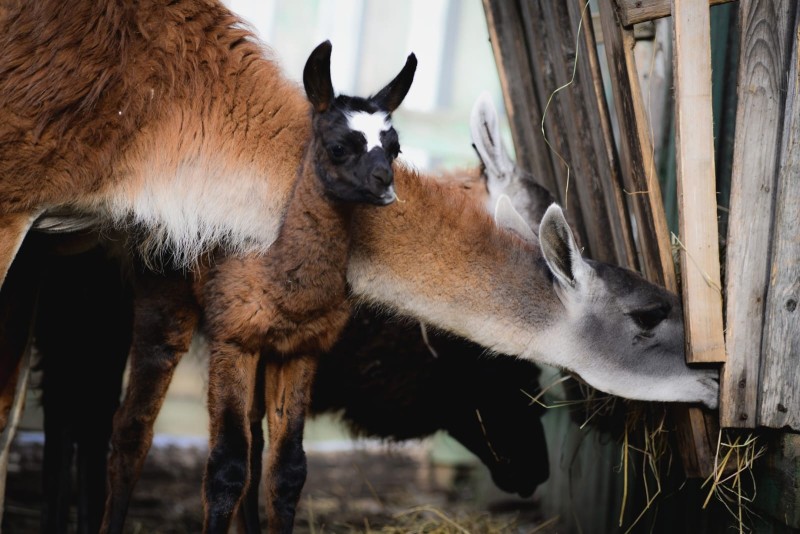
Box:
[303, 40, 417, 206]
[531, 203, 719, 409]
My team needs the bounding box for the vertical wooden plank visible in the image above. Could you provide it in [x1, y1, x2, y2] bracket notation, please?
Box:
[481, 0, 558, 197]
[597, 0, 714, 477]
[569, 0, 639, 269]
[758, 6, 800, 429]
[719, 0, 795, 428]
[671, 0, 726, 364]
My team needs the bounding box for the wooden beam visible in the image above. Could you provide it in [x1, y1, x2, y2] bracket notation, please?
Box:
[719, 0, 796, 428]
[671, 0, 725, 364]
[758, 4, 800, 429]
[615, 0, 735, 27]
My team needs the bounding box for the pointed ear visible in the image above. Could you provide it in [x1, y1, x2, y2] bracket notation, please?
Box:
[373, 53, 417, 112]
[494, 194, 537, 244]
[470, 91, 515, 190]
[539, 203, 588, 288]
[303, 40, 334, 113]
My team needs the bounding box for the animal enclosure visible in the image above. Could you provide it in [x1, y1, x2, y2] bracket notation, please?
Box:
[0, 0, 798, 533]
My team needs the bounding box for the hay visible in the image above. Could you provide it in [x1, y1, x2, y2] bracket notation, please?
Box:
[701, 430, 766, 534]
[377, 505, 557, 534]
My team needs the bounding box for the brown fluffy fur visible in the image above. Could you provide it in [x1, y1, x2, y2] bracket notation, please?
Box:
[0, 0, 309, 271]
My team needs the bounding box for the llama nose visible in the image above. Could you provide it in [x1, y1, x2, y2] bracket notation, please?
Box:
[371, 164, 393, 187]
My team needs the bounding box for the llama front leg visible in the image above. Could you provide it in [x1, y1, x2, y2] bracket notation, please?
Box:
[263, 355, 318, 534]
[101, 269, 199, 534]
[203, 340, 259, 534]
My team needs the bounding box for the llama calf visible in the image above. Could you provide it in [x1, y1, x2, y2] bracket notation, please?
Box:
[103, 41, 417, 534]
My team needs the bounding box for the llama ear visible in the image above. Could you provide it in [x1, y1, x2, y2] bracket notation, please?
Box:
[303, 40, 335, 113]
[372, 53, 417, 113]
[539, 203, 588, 288]
[470, 91, 515, 192]
[494, 195, 537, 244]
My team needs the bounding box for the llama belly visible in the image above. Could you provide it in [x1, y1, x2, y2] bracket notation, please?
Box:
[100, 160, 292, 266]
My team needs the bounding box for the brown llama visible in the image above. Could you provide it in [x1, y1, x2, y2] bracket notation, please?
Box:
[0, 0, 316, 289]
[102, 40, 417, 534]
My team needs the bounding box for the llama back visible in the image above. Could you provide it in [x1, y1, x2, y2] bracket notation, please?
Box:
[0, 0, 310, 267]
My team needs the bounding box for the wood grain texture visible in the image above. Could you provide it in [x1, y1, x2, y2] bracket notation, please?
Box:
[569, 0, 639, 268]
[720, 0, 795, 428]
[671, 0, 726, 364]
[758, 5, 800, 429]
[615, 0, 735, 26]
[598, 0, 676, 291]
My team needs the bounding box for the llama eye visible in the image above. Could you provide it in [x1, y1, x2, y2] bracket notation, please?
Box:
[328, 144, 346, 161]
[628, 304, 671, 330]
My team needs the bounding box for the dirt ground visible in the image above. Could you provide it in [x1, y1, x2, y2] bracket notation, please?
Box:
[2, 433, 555, 534]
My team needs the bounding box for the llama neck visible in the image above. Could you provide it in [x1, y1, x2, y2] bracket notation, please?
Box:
[266, 146, 353, 282]
[347, 165, 565, 365]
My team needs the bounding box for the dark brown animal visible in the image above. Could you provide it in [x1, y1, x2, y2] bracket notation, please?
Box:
[103, 40, 416, 534]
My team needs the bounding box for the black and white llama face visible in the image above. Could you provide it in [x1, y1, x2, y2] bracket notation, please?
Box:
[303, 40, 416, 206]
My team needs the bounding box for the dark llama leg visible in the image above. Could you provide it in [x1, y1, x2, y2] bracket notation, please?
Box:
[263, 355, 317, 534]
[203, 340, 260, 534]
[35, 245, 132, 534]
[238, 355, 268, 534]
[101, 267, 198, 534]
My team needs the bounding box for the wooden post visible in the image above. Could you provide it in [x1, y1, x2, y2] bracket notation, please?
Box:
[720, 0, 796, 428]
[671, 0, 726, 364]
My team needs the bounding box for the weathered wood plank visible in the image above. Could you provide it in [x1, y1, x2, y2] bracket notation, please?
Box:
[597, 0, 675, 293]
[671, 0, 726, 364]
[597, 0, 715, 477]
[516, 0, 591, 250]
[568, 0, 639, 268]
[615, 0, 735, 26]
[758, 5, 800, 429]
[520, 0, 612, 262]
[719, 0, 795, 428]
[481, 0, 558, 198]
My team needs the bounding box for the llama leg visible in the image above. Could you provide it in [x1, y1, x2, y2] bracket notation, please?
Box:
[237, 355, 268, 534]
[262, 355, 318, 534]
[0, 211, 39, 289]
[203, 341, 259, 534]
[101, 269, 198, 534]
[35, 245, 132, 534]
